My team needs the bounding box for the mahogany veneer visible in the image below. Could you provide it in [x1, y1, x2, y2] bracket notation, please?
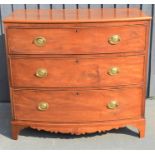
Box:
[7, 25, 146, 54]
[10, 56, 144, 88]
[3, 8, 151, 139]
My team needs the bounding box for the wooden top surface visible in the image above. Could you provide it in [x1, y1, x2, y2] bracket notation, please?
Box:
[3, 8, 151, 23]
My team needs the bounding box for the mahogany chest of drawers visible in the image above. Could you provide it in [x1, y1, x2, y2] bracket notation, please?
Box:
[3, 8, 151, 139]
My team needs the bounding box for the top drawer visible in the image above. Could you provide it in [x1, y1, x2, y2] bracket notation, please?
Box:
[7, 25, 146, 55]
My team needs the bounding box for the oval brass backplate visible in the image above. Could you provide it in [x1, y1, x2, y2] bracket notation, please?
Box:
[108, 67, 120, 76]
[38, 102, 49, 111]
[107, 100, 119, 109]
[33, 36, 46, 47]
[35, 68, 48, 78]
[108, 35, 121, 45]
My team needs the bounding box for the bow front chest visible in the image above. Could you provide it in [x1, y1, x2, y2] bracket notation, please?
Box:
[3, 8, 151, 139]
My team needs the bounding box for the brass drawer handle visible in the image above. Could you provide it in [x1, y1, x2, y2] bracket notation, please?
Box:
[38, 102, 49, 111]
[107, 100, 119, 109]
[35, 68, 48, 78]
[33, 36, 46, 47]
[108, 67, 119, 76]
[108, 35, 121, 45]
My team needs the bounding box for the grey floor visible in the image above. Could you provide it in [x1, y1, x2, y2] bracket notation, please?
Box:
[0, 99, 155, 150]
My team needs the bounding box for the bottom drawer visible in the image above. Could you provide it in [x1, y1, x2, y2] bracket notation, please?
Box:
[12, 87, 143, 123]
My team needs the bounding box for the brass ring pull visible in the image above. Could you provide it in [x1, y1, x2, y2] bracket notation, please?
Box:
[35, 68, 48, 78]
[33, 36, 46, 47]
[108, 67, 119, 76]
[38, 102, 49, 111]
[107, 100, 119, 109]
[108, 35, 121, 45]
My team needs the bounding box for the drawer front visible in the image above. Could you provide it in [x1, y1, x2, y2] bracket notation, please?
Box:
[7, 25, 146, 54]
[12, 87, 142, 123]
[10, 55, 144, 88]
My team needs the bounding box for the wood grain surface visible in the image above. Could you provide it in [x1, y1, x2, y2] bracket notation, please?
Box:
[10, 55, 145, 88]
[3, 8, 151, 23]
[7, 24, 146, 54]
[12, 87, 143, 122]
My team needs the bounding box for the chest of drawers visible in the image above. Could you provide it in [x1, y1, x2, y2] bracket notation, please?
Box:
[3, 8, 151, 140]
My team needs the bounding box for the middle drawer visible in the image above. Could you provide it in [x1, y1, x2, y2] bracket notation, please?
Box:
[10, 55, 144, 88]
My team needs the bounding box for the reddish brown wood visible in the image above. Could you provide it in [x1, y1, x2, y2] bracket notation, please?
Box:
[10, 55, 144, 88]
[3, 8, 151, 23]
[3, 8, 151, 140]
[12, 124, 26, 140]
[12, 87, 143, 122]
[11, 118, 145, 139]
[7, 24, 146, 54]
[137, 120, 145, 138]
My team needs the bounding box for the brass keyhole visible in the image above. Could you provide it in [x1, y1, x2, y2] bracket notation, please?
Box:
[76, 92, 79, 96]
[75, 58, 79, 64]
